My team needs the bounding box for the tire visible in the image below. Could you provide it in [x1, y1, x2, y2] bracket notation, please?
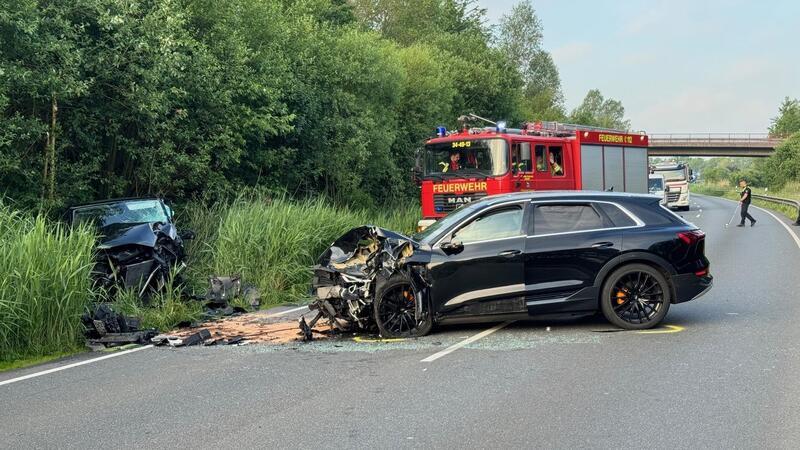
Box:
[374, 273, 433, 338]
[600, 263, 671, 330]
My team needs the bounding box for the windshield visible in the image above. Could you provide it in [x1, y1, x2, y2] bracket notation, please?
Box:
[654, 168, 687, 182]
[424, 138, 508, 179]
[648, 178, 664, 191]
[72, 200, 169, 228]
[412, 202, 484, 244]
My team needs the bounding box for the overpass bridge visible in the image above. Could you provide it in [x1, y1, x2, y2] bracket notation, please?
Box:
[648, 133, 784, 157]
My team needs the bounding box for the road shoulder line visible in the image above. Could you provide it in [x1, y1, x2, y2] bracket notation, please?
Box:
[0, 345, 153, 387]
[420, 321, 514, 363]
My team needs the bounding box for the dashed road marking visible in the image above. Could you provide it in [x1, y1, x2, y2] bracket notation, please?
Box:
[0, 345, 153, 387]
[420, 321, 514, 362]
[635, 325, 685, 334]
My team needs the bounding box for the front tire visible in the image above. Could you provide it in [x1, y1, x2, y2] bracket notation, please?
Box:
[600, 264, 671, 330]
[374, 273, 433, 338]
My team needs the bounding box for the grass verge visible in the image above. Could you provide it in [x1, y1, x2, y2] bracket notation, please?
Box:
[0, 204, 96, 363]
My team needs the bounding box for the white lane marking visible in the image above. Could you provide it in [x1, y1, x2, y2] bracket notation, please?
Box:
[420, 321, 514, 363]
[751, 205, 800, 250]
[0, 345, 153, 387]
[696, 194, 800, 251]
[264, 305, 309, 318]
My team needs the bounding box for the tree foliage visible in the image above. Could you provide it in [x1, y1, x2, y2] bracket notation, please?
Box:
[0, 0, 632, 211]
[569, 89, 630, 130]
[769, 97, 800, 138]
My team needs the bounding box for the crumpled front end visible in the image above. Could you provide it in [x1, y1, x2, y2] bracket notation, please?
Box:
[93, 222, 187, 299]
[301, 226, 417, 340]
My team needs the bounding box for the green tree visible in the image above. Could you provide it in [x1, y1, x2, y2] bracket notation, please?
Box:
[769, 97, 800, 137]
[569, 89, 630, 130]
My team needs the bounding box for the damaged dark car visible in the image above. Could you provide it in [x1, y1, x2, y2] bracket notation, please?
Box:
[67, 198, 194, 299]
[306, 191, 712, 338]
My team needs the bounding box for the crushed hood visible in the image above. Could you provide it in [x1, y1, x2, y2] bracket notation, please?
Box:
[97, 222, 178, 250]
[317, 226, 416, 277]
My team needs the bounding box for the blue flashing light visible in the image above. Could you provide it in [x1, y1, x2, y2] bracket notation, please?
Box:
[436, 126, 447, 137]
[496, 121, 507, 132]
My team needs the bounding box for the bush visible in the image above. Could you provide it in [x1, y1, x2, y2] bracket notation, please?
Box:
[0, 205, 95, 361]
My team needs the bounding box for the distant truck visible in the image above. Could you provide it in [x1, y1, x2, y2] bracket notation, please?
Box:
[651, 162, 691, 210]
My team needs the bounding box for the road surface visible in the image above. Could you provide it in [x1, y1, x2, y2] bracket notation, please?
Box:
[3, 195, 800, 449]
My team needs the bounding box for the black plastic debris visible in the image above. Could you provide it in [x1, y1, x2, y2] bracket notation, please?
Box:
[82, 304, 157, 348]
[201, 275, 261, 318]
[151, 329, 212, 347]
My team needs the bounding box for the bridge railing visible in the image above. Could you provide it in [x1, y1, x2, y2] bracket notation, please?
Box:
[649, 133, 784, 148]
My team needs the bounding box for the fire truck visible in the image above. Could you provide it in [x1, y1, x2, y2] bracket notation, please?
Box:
[418, 117, 650, 229]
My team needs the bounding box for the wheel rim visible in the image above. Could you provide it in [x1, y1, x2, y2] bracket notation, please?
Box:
[377, 284, 418, 335]
[610, 271, 665, 325]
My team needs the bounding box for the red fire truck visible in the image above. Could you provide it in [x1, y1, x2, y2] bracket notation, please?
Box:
[418, 118, 650, 229]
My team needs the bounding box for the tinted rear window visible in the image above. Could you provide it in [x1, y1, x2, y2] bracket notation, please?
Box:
[623, 199, 678, 226]
[533, 204, 604, 235]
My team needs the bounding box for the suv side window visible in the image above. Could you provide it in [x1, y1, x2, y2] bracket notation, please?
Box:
[453, 205, 524, 244]
[532, 204, 605, 235]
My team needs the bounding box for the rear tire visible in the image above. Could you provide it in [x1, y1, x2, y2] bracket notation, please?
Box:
[374, 273, 433, 338]
[600, 264, 671, 330]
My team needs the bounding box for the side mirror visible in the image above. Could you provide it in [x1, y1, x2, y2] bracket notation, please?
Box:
[440, 239, 464, 255]
[180, 230, 196, 240]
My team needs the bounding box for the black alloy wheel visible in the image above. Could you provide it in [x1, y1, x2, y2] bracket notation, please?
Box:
[374, 274, 433, 338]
[600, 264, 671, 330]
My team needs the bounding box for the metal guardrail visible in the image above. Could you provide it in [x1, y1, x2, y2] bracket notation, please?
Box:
[649, 133, 784, 148]
[752, 194, 800, 226]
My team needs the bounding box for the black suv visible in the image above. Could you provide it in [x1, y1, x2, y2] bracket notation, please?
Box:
[309, 191, 712, 338]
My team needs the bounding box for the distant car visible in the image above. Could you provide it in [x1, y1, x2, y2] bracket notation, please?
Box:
[67, 198, 194, 298]
[648, 174, 667, 205]
[308, 191, 712, 337]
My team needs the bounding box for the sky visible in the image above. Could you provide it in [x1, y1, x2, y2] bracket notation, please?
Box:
[477, 0, 800, 133]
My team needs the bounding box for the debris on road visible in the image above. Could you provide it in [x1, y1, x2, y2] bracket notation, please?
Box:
[82, 304, 157, 348]
[199, 275, 261, 319]
[305, 226, 425, 339]
[164, 312, 329, 346]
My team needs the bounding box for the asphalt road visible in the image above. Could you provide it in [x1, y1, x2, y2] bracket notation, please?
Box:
[3, 194, 800, 449]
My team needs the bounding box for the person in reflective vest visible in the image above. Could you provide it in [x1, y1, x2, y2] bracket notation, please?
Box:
[440, 151, 461, 172]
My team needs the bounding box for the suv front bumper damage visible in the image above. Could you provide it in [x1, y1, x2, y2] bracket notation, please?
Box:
[300, 226, 425, 340]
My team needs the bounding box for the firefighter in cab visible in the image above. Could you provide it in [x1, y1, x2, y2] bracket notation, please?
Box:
[440, 150, 461, 172]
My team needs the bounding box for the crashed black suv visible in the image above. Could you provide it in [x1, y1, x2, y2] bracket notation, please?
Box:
[306, 191, 712, 338]
[67, 198, 193, 298]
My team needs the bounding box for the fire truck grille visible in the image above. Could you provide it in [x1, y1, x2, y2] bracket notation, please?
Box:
[434, 192, 488, 214]
[666, 191, 680, 203]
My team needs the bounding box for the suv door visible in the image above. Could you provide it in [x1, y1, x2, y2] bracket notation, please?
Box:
[430, 203, 527, 316]
[524, 201, 629, 313]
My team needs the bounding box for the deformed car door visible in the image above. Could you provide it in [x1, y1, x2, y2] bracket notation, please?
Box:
[429, 203, 527, 317]
[524, 201, 625, 313]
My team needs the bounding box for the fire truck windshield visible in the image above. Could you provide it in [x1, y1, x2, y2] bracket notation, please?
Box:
[424, 138, 508, 178]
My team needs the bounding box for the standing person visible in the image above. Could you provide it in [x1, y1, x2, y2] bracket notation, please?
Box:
[737, 179, 757, 227]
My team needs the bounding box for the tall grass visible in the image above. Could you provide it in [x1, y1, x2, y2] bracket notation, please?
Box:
[0, 205, 96, 361]
[206, 194, 419, 306]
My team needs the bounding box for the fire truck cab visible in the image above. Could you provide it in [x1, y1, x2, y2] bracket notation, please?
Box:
[418, 121, 650, 229]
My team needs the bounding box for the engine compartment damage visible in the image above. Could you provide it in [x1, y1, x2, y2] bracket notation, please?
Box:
[302, 226, 427, 340]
